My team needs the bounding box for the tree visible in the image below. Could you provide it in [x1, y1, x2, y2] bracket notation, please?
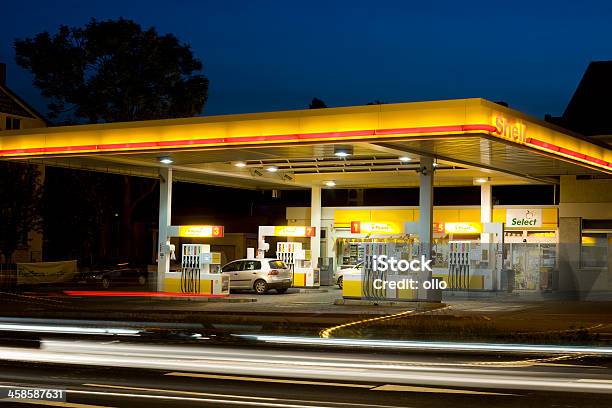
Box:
[14, 18, 209, 123]
[14, 18, 207, 263]
[309, 97, 327, 109]
[367, 100, 386, 105]
[0, 162, 43, 265]
[41, 168, 118, 265]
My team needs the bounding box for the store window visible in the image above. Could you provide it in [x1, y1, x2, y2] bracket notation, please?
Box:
[581, 233, 608, 269]
[5, 116, 21, 130]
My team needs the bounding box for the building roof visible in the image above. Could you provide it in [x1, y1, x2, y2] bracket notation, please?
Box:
[0, 86, 35, 118]
[559, 61, 612, 136]
[0, 63, 47, 123]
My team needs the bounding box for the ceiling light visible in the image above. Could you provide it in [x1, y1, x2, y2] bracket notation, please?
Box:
[324, 180, 336, 187]
[399, 156, 411, 162]
[475, 178, 488, 183]
[333, 145, 353, 157]
[266, 166, 278, 172]
[159, 156, 173, 164]
[234, 161, 247, 168]
[432, 162, 439, 167]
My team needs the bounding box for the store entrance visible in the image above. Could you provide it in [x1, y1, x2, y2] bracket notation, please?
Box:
[506, 242, 556, 292]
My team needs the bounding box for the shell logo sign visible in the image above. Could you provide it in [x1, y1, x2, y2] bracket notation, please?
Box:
[350, 221, 402, 234]
[444, 222, 482, 234]
[177, 225, 224, 238]
[273, 226, 316, 237]
[493, 115, 527, 144]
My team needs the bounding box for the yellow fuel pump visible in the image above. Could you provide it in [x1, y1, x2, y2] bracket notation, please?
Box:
[164, 244, 229, 295]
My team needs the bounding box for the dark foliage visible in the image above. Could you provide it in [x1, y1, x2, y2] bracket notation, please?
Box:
[309, 97, 327, 109]
[15, 18, 209, 123]
[0, 162, 43, 264]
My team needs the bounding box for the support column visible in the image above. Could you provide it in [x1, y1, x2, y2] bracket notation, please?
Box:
[418, 157, 434, 259]
[480, 182, 494, 290]
[157, 167, 172, 291]
[480, 182, 492, 246]
[480, 183, 492, 224]
[310, 186, 322, 267]
[418, 157, 434, 300]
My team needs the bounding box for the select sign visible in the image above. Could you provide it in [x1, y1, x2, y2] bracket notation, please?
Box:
[506, 208, 542, 227]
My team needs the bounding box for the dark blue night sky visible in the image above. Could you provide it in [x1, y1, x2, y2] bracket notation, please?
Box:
[2, 0, 612, 119]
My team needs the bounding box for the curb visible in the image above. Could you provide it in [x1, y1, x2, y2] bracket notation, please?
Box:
[334, 298, 445, 309]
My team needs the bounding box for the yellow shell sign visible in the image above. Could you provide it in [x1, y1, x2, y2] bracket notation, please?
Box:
[350, 221, 402, 234]
[273, 226, 316, 237]
[493, 115, 527, 144]
[444, 222, 482, 234]
[177, 225, 224, 237]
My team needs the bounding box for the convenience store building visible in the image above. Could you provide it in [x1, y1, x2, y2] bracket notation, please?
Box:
[286, 205, 560, 292]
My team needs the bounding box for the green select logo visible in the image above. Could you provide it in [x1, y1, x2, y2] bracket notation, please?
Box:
[506, 208, 542, 228]
[510, 217, 537, 226]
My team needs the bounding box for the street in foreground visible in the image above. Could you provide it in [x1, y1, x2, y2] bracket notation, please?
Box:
[2, 336, 612, 407]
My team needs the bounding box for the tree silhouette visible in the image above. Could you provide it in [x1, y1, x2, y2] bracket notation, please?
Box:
[0, 162, 43, 265]
[309, 97, 327, 109]
[14, 18, 209, 262]
[15, 18, 209, 123]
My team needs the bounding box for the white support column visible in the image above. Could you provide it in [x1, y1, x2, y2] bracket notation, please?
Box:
[157, 167, 172, 291]
[418, 157, 434, 300]
[310, 186, 322, 267]
[480, 183, 492, 245]
[480, 182, 493, 290]
[480, 183, 492, 224]
[418, 157, 434, 259]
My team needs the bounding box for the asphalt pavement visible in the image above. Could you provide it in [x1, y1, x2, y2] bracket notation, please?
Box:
[4, 288, 612, 343]
[2, 336, 612, 407]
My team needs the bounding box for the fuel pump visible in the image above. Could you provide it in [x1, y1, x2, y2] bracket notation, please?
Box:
[164, 243, 228, 295]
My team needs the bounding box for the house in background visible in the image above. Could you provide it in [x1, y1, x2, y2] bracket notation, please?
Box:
[0, 63, 46, 131]
[545, 61, 612, 296]
[0, 62, 47, 263]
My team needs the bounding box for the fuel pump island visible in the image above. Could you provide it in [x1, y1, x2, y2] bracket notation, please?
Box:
[162, 225, 229, 295]
[257, 225, 320, 288]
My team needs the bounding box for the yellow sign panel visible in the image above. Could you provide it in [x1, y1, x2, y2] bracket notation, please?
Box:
[351, 221, 403, 234]
[273, 226, 316, 237]
[178, 225, 224, 238]
[444, 222, 482, 234]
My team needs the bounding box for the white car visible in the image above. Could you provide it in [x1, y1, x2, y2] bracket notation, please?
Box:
[333, 262, 363, 289]
[221, 258, 292, 294]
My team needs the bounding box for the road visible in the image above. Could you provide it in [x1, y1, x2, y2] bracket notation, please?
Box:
[2, 337, 612, 407]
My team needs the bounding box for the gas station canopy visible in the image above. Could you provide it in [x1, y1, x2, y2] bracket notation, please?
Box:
[1, 98, 610, 189]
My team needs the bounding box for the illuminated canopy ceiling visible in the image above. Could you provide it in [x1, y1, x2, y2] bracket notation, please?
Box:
[1, 98, 610, 189]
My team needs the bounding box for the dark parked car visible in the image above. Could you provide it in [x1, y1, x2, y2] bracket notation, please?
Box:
[76, 262, 148, 289]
